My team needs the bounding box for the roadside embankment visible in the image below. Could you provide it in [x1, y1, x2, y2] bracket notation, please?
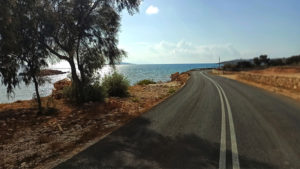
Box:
[212, 66, 300, 101]
[0, 71, 190, 169]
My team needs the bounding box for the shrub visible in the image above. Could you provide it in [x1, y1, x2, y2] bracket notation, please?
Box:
[236, 61, 253, 69]
[102, 72, 129, 97]
[168, 88, 176, 94]
[269, 58, 285, 66]
[259, 55, 270, 65]
[63, 82, 106, 103]
[136, 79, 156, 85]
[253, 57, 261, 66]
[222, 63, 238, 71]
[83, 82, 106, 102]
[286, 55, 300, 65]
[62, 85, 77, 102]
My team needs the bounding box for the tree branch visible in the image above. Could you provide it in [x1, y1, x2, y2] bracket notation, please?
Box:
[42, 42, 69, 61]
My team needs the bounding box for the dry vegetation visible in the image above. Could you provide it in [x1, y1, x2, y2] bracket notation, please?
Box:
[213, 66, 300, 101]
[0, 72, 190, 169]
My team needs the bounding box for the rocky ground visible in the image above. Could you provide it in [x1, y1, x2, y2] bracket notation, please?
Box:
[0, 72, 190, 169]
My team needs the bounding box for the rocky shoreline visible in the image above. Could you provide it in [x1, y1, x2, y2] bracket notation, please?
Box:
[39, 69, 67, 76]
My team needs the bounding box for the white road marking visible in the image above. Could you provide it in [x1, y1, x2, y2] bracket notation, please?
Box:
[217, 83, 240, 169]
[200, 72, 226, 169]
[201, 72, 240, 169]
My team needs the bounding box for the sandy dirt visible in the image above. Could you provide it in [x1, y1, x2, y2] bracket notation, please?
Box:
[246, 66, 300, 77]
[0, 72, 190, 169]
[213, 66, 300, 101]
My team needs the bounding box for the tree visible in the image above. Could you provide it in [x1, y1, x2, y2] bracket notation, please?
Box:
[286, 55, 300, 65]
[0, 0, 21, 95]
[259, 54, 270, 66]
[269, 58, 285, 66]
[16, 0, 49, 113]
[253, 57, 261, 66]
[39, 0, 140, 103]
[0, 0, 49, 113]
[236, 61, 253, 69]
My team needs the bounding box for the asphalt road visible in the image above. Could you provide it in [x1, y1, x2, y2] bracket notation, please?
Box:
[54, 70, 300, 169]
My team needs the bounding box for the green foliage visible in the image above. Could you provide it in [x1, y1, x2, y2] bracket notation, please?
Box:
[38, 0, 140, 103]
[253, 57, 261, 66]
[102, 72, 129, 97]
[269, 58, 285, 66]
[168, 88, 176, 95]
[84, 82, 106, 102]
[286, 55, 300, 65]
[223, 63, 239, 71]
[131, 97, 140, 103]
[236, 61, 253, 69]
[0, 0, 49, 112]
[0, 0, 141, 105]
[222, 61, 253, 71]
[259, 55, 270, 65]
[136, 79, 156, 85]
[63, 82, 106, 103]
[62, 85, 77, 103]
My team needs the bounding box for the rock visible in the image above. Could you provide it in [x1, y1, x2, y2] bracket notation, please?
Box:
[53, 78, 71, 91]
[0, 120, 5, 124]
[75, 124, 82, 130]
[52, 78, 71, 99]
[21, 162, 27, 168]
[170, 72, 180, 81]
[170, 72, 190, 84]
[106, 99, 122, 110]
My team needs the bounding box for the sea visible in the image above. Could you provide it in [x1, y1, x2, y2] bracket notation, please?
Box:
[0, 64, 218, 103]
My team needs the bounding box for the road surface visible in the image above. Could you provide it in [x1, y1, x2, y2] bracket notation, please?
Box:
[54, 70, 300, 169]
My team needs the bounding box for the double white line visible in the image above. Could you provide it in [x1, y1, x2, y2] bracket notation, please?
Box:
[201, 72, 240, 169]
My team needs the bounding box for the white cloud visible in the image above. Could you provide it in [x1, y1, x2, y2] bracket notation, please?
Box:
[121, 41, 243, 64]
[148, 41, 242, 63]
[146, 5, 159, 15]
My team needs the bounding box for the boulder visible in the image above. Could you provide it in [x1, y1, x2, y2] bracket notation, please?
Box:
[170, 72, 190, 84]
[170, 72, 180, 81]
[52, 78, 71, 99]
[54, 78, 71, 91]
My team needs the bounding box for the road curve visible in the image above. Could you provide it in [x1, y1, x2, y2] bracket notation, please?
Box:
[54, 70, 300, 169]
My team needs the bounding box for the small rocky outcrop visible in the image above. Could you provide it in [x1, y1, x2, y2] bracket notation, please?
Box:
[170, 72, 190, 84]
[52, 78, 71, 99]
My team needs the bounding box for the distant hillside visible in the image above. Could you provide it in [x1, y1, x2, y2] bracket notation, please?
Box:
[221, 59, 253, 65]
[119, 62, 134, 65]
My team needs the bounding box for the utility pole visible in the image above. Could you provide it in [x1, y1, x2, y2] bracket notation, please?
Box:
[219, 56, 220, 70]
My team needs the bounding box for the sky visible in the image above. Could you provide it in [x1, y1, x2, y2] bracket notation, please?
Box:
[118, 0, 300, 64]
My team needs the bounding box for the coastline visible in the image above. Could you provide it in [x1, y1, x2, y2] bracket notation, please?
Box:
[0, 64, 218, 104]
[0, 71, 190, 169]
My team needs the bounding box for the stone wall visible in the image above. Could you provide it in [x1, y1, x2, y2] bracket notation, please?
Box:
[238, 73, 300, 92]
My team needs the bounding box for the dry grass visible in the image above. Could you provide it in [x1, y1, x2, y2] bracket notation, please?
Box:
[0, 72, 190, 169]
[213, 67, 300, 102]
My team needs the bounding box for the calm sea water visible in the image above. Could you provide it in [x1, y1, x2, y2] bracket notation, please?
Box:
[0, 64, 218, 103]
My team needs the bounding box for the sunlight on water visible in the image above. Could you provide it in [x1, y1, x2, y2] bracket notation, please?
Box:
[0, 64, 218, 103]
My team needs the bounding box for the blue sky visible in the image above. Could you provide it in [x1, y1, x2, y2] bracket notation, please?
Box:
[118, 0, 300, 64]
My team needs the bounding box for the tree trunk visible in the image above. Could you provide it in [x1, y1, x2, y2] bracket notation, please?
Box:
[33, 75, 42, 114]
[69, 58, 83, 103]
